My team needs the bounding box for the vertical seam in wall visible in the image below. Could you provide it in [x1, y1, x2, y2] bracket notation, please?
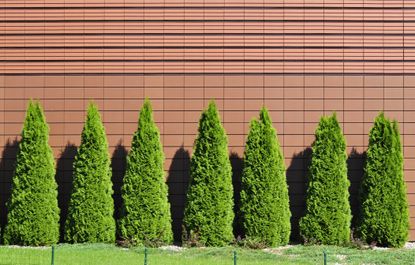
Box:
[383, 0, 385, 111]
[0, 0, 1, 148]
[323, 0, 325, 115]
[83, 0, 85, 121]
[102, 0, 106, 119]
[283, 0, 285, 148]
[362, 0, 366, 150]
[63, 0, 66, 147]
[243, 0, 246, 139]
[143, 1, 145, 99]
[221, 1, 223, 124]
[223, 1, 225, 119]
[304, 0, 308, 152]
[183, 0, 185, 148]
[43, 0, 45, 104]
[24, 0, 26, 103]
[143, 0, 146, 99]
[402, 0, 406, 160]
[302, 0, 306, 151]
[123, 0, 126, 147]
[203, 0, 205, 108]
[162, 0, 165, 150]
[343, 0, 345, 135]
[262, 0, 265, 107]
[184, 0, 186, 173]
[1, 0, 4, 152]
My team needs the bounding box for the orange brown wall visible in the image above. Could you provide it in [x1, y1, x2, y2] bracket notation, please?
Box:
[0, 0, 414, 241]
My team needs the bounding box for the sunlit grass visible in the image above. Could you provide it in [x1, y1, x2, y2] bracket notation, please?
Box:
[0, 243, 414, 265]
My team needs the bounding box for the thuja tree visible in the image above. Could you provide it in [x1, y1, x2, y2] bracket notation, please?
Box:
[64, 103, 115, 243]
[239, 108, 291, 247]
[183, 101, 234, 246]
[3, 100, 60, 246]
[358, 113, 409, 247]
[299, 113, 351, 245]
[118, 99, 172, 245]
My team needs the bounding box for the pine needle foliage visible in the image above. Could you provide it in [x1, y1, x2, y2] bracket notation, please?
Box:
[240, 107, 291, 247]
[64, 103, 115, 243]
[183, 101, 234, 246]
[118, 99, 172, 245]
[299, 113, 351, 245]
[3, 100, 60, 246]
[358, 113, 409, 247]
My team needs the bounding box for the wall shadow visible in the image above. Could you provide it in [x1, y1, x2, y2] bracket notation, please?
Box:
[347, 148, 366, 231]
[166, 146, 190, 244]
[0, 139, 19, 240]
[285, 147, 366, 242]
[55, 143, 77, 242]
[230, 152, 243, 239]
[286, 147, 312, 243]
[111, 142, 127, 222]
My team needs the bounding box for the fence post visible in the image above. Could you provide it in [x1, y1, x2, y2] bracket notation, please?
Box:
[144, 247, 148, 265]
[51, 245, 55, 265]
[233, 250, 237, 265]
[323, 250, 327, 265]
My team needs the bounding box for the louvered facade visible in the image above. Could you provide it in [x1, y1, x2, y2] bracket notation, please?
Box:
[0, 1, 414, 241]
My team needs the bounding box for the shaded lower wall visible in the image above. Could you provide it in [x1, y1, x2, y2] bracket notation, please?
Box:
[0, 138, 376, 243]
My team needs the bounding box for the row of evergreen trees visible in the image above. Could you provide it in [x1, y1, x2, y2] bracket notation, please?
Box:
[300, 113, 409, 248]
[1, 99, 409, 248]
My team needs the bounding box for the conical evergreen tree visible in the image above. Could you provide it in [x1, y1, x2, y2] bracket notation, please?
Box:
[3, 100, 60, 246]
[183, 101, 234, 246]
[64, 103, 115, 243]
[299, 113, 351, 245]
[118, 99, 172, 245]
[358, 113, 409, 247]
[240, 108, 291, 247]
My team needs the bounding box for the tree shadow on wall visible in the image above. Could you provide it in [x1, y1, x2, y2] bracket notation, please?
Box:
[230, 152, 243, 239]
[166, 146, 191, 244]
[285, 147, 366, 243]
[286, 147, 312, 243]
[55, 143, 77, 242]
[0, 139, 19, 241]
[347, 148, 366, 231]
[111, 142, 127, 223]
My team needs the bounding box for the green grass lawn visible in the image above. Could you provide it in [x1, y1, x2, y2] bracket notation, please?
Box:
[0, 243, 414, 265]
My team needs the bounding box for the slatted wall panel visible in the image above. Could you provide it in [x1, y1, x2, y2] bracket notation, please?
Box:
[0, 0, 414, 241]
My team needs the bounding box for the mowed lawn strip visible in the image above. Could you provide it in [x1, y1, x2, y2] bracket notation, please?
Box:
[0, 244, 414, 265]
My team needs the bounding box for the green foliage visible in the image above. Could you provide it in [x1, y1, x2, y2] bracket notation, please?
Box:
[299, 113, 351, 245]
[3, 100, 60, 246]
[358, 113, 409, 247]
[118, 99, 172, 245]
[183, 101, 234, 246]
[239, 108, 291, 247]
[64, 103, 115, 243]
[3, 243, 415, 265]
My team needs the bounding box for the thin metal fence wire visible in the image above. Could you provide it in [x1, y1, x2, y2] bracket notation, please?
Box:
[0, 245, 338, 265]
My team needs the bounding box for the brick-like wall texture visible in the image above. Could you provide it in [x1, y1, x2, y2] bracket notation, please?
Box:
[0, 0, 414, 242]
